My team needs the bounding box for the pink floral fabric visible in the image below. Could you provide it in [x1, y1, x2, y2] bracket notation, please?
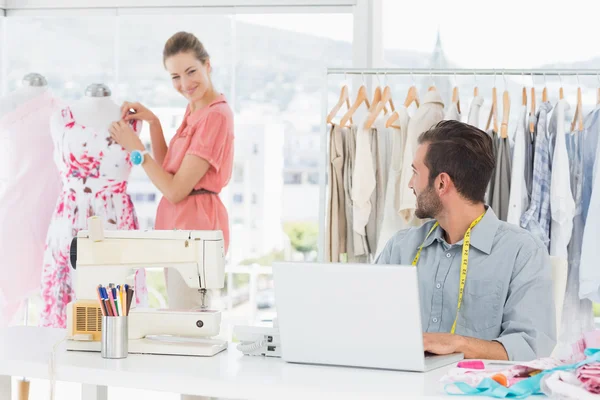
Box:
[39, 107, 147, 328]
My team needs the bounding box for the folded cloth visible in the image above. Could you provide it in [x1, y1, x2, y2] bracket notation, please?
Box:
[443, 349, 600, 398]
[577, 363, 600, 394]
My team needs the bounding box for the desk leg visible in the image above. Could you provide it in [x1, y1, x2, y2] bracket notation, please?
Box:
[82, 384, 107, 400]
[0, 375, 11, 399]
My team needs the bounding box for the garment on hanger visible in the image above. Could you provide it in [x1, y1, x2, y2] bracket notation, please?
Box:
[444, 100, 461, 121]
[485, 130, 499, 205]
[525, 112, 537, 201]
[467, 95, 484, 128]
[490, 135, 512, 221]
[520, 102, 553, 250]
[581, 106, 600, 222]
[39, 107, 147, 328]
[556, 124, 594, 357]
[371, 117, 394, 254]
[398, 89, 444, 225]
[0, 90, 61, 326]
[325, 124, 347, 262]
[352, 117, 376, 251]
[549, 99, 575, 260]
[343, 124, 368, 262]
[376, 106, 410, 257]
[364, 121, 380, 258]
[507, 105, 529, 226]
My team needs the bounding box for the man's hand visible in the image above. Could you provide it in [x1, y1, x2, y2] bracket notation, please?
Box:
[423, 333, 462, 355]
[423, 333, 509, 360]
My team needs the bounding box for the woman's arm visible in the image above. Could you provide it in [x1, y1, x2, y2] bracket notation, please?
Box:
[121, 101, 168, 166]
[109, 120, 210, 204]
[140, 153, 210, 204]
[147, 117, 169, 166]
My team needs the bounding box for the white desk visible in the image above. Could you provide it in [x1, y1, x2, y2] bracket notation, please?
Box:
[0, 326, 484, 400]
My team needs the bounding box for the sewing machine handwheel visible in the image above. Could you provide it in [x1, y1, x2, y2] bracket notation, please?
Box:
[70, 237, 78, 270]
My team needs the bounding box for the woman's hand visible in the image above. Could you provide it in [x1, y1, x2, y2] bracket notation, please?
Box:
[120, 101, 158, 124]
[109, 121, 145, 152]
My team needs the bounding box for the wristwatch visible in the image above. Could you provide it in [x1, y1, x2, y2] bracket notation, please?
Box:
[130, 149, 149, 166]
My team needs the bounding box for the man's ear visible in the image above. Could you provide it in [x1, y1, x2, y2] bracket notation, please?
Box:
[437, 173, 452, 194]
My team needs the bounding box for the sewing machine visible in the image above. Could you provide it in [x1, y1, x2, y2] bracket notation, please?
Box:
[65, 222, 228, 357]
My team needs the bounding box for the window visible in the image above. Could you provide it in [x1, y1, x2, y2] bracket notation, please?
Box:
[233, 193, 244, 204]
[284, 172, 302, 184]
[308, 172, 319, 185]
[5, 16, 116, 99]
[148, 193, 156, 202]
[233, 164, 244, 183]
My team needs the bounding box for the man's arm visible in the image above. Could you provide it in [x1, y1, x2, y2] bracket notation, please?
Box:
[494, 243, 556, 361]
[423, 333, 508, 360]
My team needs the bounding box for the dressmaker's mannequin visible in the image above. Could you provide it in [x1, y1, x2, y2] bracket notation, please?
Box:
[0, 73, 48, 117]
[68, 83, 120, 131]
[0, 72, 50, 400]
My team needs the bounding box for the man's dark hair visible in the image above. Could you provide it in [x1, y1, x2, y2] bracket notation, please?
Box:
[417, 120, 495, 203]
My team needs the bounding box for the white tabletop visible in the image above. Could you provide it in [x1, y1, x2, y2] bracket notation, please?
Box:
[0, 327, 483, 399]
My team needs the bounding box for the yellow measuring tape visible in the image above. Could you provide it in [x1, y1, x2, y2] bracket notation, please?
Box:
[411, 213, 485, 334]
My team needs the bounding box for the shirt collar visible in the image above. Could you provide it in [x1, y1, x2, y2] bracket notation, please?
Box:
[186, 93, 227, 125]
[421, 88, 445, 107]
[421, 207, 500, 255]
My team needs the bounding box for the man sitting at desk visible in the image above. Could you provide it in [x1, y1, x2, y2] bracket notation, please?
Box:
[376, 120, 556, 361]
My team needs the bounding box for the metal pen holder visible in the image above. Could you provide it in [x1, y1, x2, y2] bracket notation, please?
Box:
[101, 316, 128, 359]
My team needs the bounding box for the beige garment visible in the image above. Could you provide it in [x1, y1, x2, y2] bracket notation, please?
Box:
[325, 124, 347, 262]
[398, 89, 445, 225]
[343, 124, 369, 262]
[371, 117, 395, 256]
[352, 117, 376, 240]
[444, 100, 462, 121]
[467, 95, 484, 128]
[376, 106, 410, 256]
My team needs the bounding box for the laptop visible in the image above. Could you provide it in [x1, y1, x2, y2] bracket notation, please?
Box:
[272, 262, 464, 372]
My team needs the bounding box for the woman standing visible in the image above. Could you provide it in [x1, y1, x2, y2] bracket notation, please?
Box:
[110, 31, 234, 310]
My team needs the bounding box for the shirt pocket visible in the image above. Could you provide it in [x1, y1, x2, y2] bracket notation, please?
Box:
[457, 279, 503, 333]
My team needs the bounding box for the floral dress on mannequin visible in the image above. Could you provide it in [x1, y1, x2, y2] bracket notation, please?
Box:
[40, 106, 148, 328]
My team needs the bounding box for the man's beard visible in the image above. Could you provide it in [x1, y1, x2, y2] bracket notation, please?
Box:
[414, 184, 443, 219]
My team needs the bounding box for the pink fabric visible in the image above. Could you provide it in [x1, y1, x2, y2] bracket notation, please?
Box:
[0, 91, 61, 325]
[155, 94, 234, 252]
[39, 106, 147, 328]
[577, 364, 600, 394]
[441, 358, 565, 387]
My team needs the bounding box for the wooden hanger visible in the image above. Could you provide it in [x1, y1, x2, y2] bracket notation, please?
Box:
[501, 90, 510, 139]
[339, 84, 370, 127]
[452, 86, 461, 113]
[474, 86, 479, 97]
[387, 85, 419, 128]
[485, 87, 498, 132]
[597, 87, 600, 106]
[326, 84, 351, 124]
[522, 87, 527, 106]
[529, 86, 536, 134]
[368, 86, 383, 115]
[542, 87, 548, 103]
[571, 86, 584, 132]
[364, 86, 394, 129]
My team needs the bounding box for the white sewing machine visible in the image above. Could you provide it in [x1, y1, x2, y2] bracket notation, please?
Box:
[65, 221, 228, 357]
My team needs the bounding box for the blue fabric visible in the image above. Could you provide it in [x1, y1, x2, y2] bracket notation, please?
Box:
[582, 107, 600, 223]
[444, 348, 600, 398]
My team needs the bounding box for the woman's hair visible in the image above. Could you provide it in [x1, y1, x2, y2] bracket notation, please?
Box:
[163, 31, 210, 66]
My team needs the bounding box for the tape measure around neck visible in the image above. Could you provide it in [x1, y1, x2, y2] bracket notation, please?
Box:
[411, 213, 485, 334]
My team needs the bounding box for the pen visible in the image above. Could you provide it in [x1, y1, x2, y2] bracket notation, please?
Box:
[120, 285, 125, 316]
[97, 285, 107, 316]
[108, 288, 118, 316]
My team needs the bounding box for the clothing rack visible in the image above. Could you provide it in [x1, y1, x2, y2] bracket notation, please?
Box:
[318, 67, 600, 262]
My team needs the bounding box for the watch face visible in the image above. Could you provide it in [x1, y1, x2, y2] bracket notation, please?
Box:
[131, 150, 142, 165]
